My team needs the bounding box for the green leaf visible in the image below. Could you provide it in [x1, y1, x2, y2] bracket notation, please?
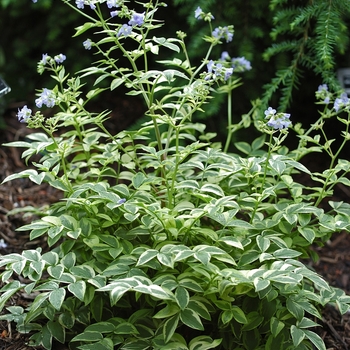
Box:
[270, 317, 284, 337]
[133, 284, 172, 300]
[180, 309, 204, 330]
[194, 251, 210, 265]
[178, 279, 203, 293]
[68, 281, 86, 302]
[252, 135, 266, 151]
[59, 311, 75, 329]
[136, 249, 158, 266]
[47, 265, 64, 279]
[42, 324, 53, 350]
[303, 330, 326, 350]
[231, 305, 247, 324]
[256, 236, 270, 252]
[200, 184, 225, 197]
[298, 227, 315, 243]
[157, 253, 174, 268]
[42, 251, 59, 266]
[218, 237, 244, 250]
[163, 314, 180, 343]
[115, 322, 139, 335]
[70, 265, 95, 279]
[74, 22, 96, 36]
[153, 37, 180, 52]
[234, 141, 251, 154]
[269, 158, 286, 175]
[132, 172, 146, 189]
[47, 320, 65, 344]
[110, 78, 124, 91]
[71, 331, 103, 342]
[85, 322, 116, 333]
[189, 336, 222, 350]
[109, 283, 132, 304]
[187, 300, 211, 321]
[175, 286, 189, 310]
[221, 309, 234, 324]
[297, 317, 319, 329]
[291, 325, 305, 347]
[22, 249, 41, 261]
[287, 298, 304, 321]
[254, 278, 270, 292]
[49, 288, 66, 310]
[77, 338, 114, 350]
[273, 248, 301, 259]
[61, 252, 76, 269]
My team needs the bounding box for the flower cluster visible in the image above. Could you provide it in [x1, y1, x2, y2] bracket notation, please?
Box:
[54, 54, 66, 64]
[315, 84, 331, 104]
[35, 88, 56, 108]
[17, 105, 32, 123]
[117, 12, 145, 37]
[74, 0, 121, 10]
[334, 92, 349, 112]
[220, 51, 251, 72]
[205, 60, 233, 82]
[264, 107, 291, 130]
[212, 26, 234, 43]
[37, 53, 66, 74]
[194, 6, 214, 21]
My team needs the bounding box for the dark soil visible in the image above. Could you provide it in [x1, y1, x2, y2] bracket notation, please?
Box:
[0, 102, 349, 349]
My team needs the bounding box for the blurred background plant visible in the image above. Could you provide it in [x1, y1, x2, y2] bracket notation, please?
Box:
[1, 0, 350, 145]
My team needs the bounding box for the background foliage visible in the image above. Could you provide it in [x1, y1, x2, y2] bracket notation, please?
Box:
[1, 0, 350, 137]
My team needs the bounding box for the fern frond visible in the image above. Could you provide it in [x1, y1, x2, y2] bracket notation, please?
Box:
[314, 2, 338, 70]
[269, 0, 289, 11]
[290, 3, 320, 29]
[263, 40, 299, 61]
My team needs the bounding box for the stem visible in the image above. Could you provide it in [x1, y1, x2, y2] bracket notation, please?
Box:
[314, 112, 350, 206]
[250, 133, 273, 223]
[223, 88, 233, 153]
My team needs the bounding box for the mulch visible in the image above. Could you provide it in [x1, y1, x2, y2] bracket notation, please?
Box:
[0, 103, 349, 349]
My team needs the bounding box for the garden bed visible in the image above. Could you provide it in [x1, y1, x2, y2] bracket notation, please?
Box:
[0, 104, 349, 349]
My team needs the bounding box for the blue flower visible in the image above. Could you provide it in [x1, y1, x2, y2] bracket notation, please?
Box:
[17, 105, 32, 123]
[40, 53, 49, 65]
[231, 57, 251, 72]
[318, 84, 328, 92]
[224, 68, 233, 80]
[110, 10, 119, 17]
[265, 108, 291, 129]
[207, 60, 214, 73]
[264, 107, 276, 117]
[205, 60, 233, 82]
[129, 12, 145, 26]
[117, 24, 132, 37]
[35, 88, 56, 108]
[76, 0, 84, 9]
[107, 0, 119, 8]
[212, 26, 234, 43]
[89, 2, 96, 10]
[334, 92, 349, 112]
[194, 6, 202, 19]
[54, 53, 66, 64]
[220, 51, 230, 61]
[32, 0, 38, 2]
[83, 39, 92, 50]
[315, 84, 331, 104]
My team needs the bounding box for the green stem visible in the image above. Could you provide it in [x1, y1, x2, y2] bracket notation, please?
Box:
[250, 133, 273, 223]
[223, 88, 233, 153]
